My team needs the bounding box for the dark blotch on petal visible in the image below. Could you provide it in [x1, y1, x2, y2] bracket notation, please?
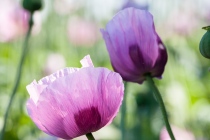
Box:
[151, 36, 168, 77]
[74, 106, 101, 133]
[129, 44, 145, 71]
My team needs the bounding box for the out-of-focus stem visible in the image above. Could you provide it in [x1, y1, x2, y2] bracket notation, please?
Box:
[145, 74, 175, 140]
[86, 133, 95, 140]
[121, 82, 127, 140]
[0, 12, 34, 140]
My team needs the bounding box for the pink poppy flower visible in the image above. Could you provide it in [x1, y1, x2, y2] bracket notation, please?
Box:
[26, 55, 124, 139]
[164, 2, 198, 36]
[67, 18, 98, 47]
[53, 0, 80, 15]
[43, 53, 66, 75]
[160, 126, 195, 140]
[101, 8, 167, 84]
[0, 0, 29, 42]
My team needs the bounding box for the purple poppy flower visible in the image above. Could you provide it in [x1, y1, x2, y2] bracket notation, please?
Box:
[101, 8, 167, 84]
[26, 55, 124, 139]
[121, 0, 148, 10]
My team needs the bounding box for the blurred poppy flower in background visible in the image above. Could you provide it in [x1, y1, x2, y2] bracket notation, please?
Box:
[43, 53, 66, 75]
[26, 55, 124, 139]
[67, 18, 98, 47]
[160, 126, 195, 140]
[53, 0, 80, 16]
[0, 0, 29, 42]
[121, 0, 148, 10]
[163, 2, 198, 36]
[101, 8, 167, 84]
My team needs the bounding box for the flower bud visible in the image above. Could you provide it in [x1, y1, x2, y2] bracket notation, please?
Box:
[23, 0, 42, 13]
[199, 26, 210, 59]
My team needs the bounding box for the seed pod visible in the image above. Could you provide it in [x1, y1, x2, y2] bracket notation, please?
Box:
[199, 26, 210, 59]
[23, 0, 42, 13]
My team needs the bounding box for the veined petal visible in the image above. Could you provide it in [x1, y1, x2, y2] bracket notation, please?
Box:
[101, 8, 167, 83]
[38, 55, 92, 85]
[105, 11, 138, 73]
[26, 99, 49, 134]
[26, 55, 93, 104]
[26, 55, 124, 139]
[100, 29, 139, 77]
[35, 67, 123, 139]
[80, 55, 94, 68]
[38, 68, 79, 85]
[26, 80, 47, 104]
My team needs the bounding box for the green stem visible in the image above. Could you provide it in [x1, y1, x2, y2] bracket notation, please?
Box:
[86, 133, 95, 140]
[145, 75, 175, 140]
[120, 82, 127, 140]
[0, 12, 34, 140]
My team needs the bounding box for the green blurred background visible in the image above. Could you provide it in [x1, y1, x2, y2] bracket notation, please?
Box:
[0, 0, 210, 139]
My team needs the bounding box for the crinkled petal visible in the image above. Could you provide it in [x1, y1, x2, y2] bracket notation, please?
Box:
[35, 67, 123, 139]
[38, 67, 79, 85]
[38, 55, 93, 85]
[26, 80, 47, 104]
[26, 68, 79, 104]
[80, 55, 94, 68]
